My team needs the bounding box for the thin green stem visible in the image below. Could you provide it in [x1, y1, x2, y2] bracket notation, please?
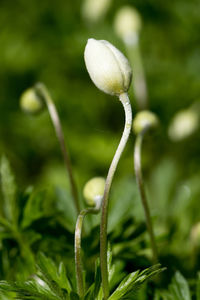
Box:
[35, 83, 80, 214]
[100, 92, 132, 300]
[134, 132, 158, 263]
[75, 206, 100, 298]
[125, 37, 148, 110]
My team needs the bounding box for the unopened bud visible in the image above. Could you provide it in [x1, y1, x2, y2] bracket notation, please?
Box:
[83, 177, 105, 207]
[84, 38, 132, 96]
[20, 88, 44, 114]
[82, 0, 112, 23]
[133, 110, 159, 134]
[168, 109, 199, 141]
[114, 6, 142, 45]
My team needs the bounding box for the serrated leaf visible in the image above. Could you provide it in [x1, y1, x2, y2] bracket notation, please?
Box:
[108, 264, 165, 300]
[22, 190, 46, 229]
[37, 252, 71, 298]
[108, 270, 140, 300]
[58, 262, 72, 294]
[169, 271, 191, 300]
[0, 280, 60, 300]
[0, 155, 17, 224]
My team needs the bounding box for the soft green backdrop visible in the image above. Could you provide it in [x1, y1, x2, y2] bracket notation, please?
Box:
[0, 0, 200, 189]
[0, 0, 200, 294]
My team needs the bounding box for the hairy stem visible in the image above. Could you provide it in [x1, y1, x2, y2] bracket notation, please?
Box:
[75, 207, 100, 298]
[35, 83, 80, 214]
[134, 132, 158, 263]
[100, 92, 132, 299]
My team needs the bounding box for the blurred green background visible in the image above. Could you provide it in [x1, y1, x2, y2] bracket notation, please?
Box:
[0, 0, 200, 285]
[0, 0, 200, 188]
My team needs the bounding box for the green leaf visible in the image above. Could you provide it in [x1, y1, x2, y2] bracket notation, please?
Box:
[0, 216, 14, 230]
[21, 190, 46, 229]
[58, 262, 72, 294]
[0, 254, 73, 299]
[84, 258, 101, 300]
[93, 259, 101, 298]
[0, 155, 17, 224]
[0, 280, 60, 300]
[108, 264, 165, 300]
[37, 252, 71, 297]
[168, 271, 191, 300]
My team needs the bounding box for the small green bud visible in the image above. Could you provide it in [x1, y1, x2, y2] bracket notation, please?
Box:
[168, 109, 199, 141]
[84, 38, 132, 96]
[114, 6, 142, 44]
[20, 88, 44, 114]
[133, 110, 159, 134]
[83, 177, 105, 207]
[82, 0, 112, 23]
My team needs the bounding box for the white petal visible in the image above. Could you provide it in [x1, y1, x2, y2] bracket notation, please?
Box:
[84, 38, 132, 95]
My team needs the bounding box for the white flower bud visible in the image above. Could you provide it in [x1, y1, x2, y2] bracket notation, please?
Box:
[83, 177, 105, 207]
[84, 39, 132, 96]
[82, 0, 112, 23]
[133, 110, 159, 134]
[114, 6, 142, 45]
[20, 88, 44, 114]
[168, 109, 199, 141]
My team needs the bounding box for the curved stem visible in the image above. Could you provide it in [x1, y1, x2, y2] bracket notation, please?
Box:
[75, 206, 100, 298]
[100, 92, 132, 299]
[134, 132, 158, 263]
[35, 83, 80, 214]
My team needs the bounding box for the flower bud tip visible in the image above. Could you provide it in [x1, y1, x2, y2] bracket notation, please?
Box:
[133, 110, 159, 135]
[168, 109, 199, 141]
[84, 38, 132, 96]
[20, 88, 44, 115]
[114, 6, 142, 44]
[83, 177, 105, 207]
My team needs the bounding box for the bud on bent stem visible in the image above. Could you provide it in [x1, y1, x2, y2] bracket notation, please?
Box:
[20, 83, 80, 214]
[114, 7, 148, 109]
[85, 39, 133, 299]
[133, 111, 159, 263]
[75, 177, 105, 298]
[168, 108, 199, 141]
[83, 177, 105, 207]
[133, 110, 159, 135]
[114, 6, 142, 45]
[82, 0, 112, 23]
[20, 88, 44, 114]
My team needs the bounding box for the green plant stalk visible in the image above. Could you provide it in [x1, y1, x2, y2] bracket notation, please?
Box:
[125, 38, 148, 110]
[35, 83, 80, 214]
[100, 92, 132, 299]
[134, 132, 158, 263]
[75, 206, 100, 298]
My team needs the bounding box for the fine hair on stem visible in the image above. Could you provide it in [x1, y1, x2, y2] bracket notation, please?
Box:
[75, 205, 101, 298]
[100, 92, 132, 299]
[34, 83, 80, 214]
[134, 130, 158, 263]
